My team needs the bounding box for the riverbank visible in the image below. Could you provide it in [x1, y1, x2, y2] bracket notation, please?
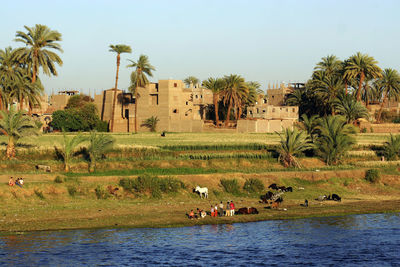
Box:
[1, 169, 400, 233]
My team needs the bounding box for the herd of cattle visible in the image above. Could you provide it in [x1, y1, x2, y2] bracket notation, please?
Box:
[193, 182, 342, 216]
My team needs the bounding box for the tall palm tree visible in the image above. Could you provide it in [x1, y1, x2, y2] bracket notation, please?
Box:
[316, 116, 356, 165]
[202, 77, 225, 126]
[109, 44, 132, 132]
[87, 131, 115, 172]
[14, 24, 63, 84]
[376, 68, 400, 123]
[222, 74, 247, 126]
[333, 93, 369, 124]
[184, 76, 199, 87]
[0, 106, 38, 158]
[277, 128, 314, 168]
[127, 54, 155, 133]
[58, 133, 86, 172]
[344, 52, 382, 102]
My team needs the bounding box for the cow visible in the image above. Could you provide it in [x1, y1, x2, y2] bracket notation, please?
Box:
[268, 183, 279, 190]
[35, 165, 51, 172]
[237, 207, 259, 215]
[260, 191, 274, 203]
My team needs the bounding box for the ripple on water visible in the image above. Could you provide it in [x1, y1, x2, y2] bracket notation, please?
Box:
[0, 213, 399, 266]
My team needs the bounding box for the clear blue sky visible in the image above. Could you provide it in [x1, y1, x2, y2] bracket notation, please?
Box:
[1, 0, 399, 95]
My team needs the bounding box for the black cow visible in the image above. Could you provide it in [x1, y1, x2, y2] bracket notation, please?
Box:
[331, 193, 341, 202]
[260, 191, 274, 203]
[285, 187, 293, 192]
[268, 183, 279, 190]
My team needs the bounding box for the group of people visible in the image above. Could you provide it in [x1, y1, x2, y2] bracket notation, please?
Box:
[188, 201, 236, 219]
[8, 177, 24, 187]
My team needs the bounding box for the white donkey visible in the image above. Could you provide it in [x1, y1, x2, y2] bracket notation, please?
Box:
[195, 186, 208, 199]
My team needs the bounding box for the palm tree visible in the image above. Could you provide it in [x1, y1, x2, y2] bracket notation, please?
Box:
[222, 74, 248, 126]
[14, 24, 63, 84]
[277, 128, 314, 168]
[184, 76, 199, 87]
[127, 54, 155, 133]
[314, 55, 342, 76]
[376, 68, 400, 123]
[296, 114, 320, 142]
[202, 77, 225, 126]
[344, 52, 382, 101]
[0, 106, 38, 158]
[87, 131, 115, 172]
[109, 44, 132, 132]
[58, 133, 86, 172]
[382, 134, 400, 160]
[141, 116, 159, 132]
[333, 93, 369, 124]
[8, 73, 42, 111]
[316, 116, 356, 165]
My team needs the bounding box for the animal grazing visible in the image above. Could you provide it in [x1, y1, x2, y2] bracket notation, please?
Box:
[271, 197, 283, 209]
[237, 207, 259, 215]
[194, 186, 208, 199]
[36, 165, 51, 172]
[329, 193, 341, 202]
[300, 199, 308, 207]
[260, 191, 274, 203]
[268, 183, 279, 190]
[278, 186, 287, 192]
[315, 195, 327, 201]
[285, 187, 293, 192]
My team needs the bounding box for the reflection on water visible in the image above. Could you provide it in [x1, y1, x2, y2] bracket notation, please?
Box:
[0, 213, 399, 266]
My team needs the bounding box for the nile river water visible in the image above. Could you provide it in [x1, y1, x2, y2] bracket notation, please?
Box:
[0, 213, 399, 266]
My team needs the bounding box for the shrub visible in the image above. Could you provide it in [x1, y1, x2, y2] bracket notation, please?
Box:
[382, 134, 400, 160]
[95, 120, 109, 132]
[243, 178, 264, 193]
[95, 185, 110, 199]
[220, 178, 240, 195]
[159, 177, 183, 193]
[361, 127, 367, 133]
[141, 116, 160, 132]
[365, 169, 380, 183]
[34, 189, 45, 200]
[54, 176, 64, 183]
[67, 185, 78, 196]
[119, 178, 135, 191]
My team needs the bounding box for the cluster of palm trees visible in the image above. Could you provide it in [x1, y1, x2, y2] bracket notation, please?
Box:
[278, 115, 356, 167]
[0, 24, 63, 113]
[193, 75, 262, 127]
[287, 53, 400, 123]
[108, 45, 155, 133]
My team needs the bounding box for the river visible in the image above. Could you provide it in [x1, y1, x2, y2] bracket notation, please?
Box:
[0, 213, 399, 266]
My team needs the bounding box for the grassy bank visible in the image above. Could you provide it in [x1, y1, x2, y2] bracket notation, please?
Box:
[1, 169, 399, 233]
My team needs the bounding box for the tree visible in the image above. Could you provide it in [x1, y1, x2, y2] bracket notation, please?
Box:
[314, 55, 342, 76]
[66, 94, 93, 109]
[277, 128, 314, 168]
[202, 77, 225, 126]
[141, 116, 159, 132]
[184, 76, 199, 87]
[109, 44, 132, 132]
[14, 24, 63, 84]
[296, 114, 320, 142]
[333, 93, 369, 124]
[0, 106, 38, 158]
[382, 134, 400, 160]
[58, 133, 86, 172]
[87, 131, 115, 172]
[51, 103, 101, 132]
[222, 74, 248, 126]
[316, 116, 356, 165]
[127, 54, 155, 133]
[344, 52, 382, 101]
[376, 68, 400, 123]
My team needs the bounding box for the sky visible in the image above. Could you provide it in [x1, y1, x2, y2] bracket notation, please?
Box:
[1, 0, 400, 95]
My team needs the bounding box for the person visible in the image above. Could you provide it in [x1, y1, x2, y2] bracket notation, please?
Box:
[230, 201, 235, 216]
[189, 210, 195, 219]
[8, 177, 15, 187]
[210, 205, 215, 217]
[15, 178, 23, 188]
[214, 204, 218, 217]
[219, 201, 224, 217]
[225, 202, 231, 216]
[197, 208, 206, 218]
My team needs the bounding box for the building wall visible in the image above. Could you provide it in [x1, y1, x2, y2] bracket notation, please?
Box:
[237, 119, 295, 133]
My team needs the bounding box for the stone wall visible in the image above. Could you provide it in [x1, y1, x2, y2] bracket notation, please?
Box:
[237, 119, 295, 133]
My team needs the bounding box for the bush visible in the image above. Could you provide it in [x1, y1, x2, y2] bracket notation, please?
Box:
[67, 185, 78, 196]
[118, 175, 184, 198]
[220, 178, 241, 195]
[365, 169, 380, 183]
[95, 185, 110, 199]
[54, 176, 64, 183]
[243, 178, 264, 193]
[34, 189, 45, 200]
[361, 127, 367, 133]
[95, 120, 109, 132]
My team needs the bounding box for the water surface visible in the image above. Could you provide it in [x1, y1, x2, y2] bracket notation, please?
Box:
[0, 213, 399, 266]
